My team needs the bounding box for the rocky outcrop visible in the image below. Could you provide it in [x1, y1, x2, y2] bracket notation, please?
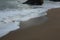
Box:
[50, 0, 60, 1]
[23, 0, 43, 5]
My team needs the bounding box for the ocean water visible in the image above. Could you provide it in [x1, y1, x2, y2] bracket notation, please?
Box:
[0, 1, 60, 37]
[0, 0, 28, 10]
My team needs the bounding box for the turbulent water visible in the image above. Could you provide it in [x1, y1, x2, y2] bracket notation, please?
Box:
[0, 0, 60, 37]
[0, 0, 28, 10]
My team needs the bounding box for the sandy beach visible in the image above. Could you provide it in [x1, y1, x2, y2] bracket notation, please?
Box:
[0, 8, 60, 40]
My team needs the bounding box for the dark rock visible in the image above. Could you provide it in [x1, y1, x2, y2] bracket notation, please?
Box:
[50, 0, 60, 2]
[23, 0, 43, 5]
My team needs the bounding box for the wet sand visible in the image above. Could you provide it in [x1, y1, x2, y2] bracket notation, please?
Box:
[0, 8, 60, 40]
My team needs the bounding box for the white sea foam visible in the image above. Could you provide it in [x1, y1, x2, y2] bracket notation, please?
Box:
[0, 1, 60, 37]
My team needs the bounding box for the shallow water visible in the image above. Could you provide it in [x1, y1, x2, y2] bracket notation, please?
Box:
[0, 1, 60, 37]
